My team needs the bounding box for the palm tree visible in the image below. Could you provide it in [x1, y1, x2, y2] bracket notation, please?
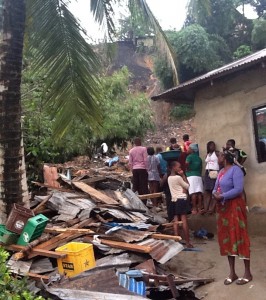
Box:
[0, 0, 27, 222]
[0, 0, 178, 220]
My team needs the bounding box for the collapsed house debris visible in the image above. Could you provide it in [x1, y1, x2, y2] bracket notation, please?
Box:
[0, 164, 214, 299]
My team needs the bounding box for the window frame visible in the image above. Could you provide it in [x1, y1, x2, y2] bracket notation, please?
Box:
[252, 104, 266, 163]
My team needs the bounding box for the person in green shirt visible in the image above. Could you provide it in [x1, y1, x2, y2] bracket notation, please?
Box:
[186, 144, 204, 214]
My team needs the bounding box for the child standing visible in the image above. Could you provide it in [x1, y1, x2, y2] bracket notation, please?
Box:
[168, 160, 193, 248]
[147, 147, 161, 207]
[183, 134, 192, 153]
[186, 143, 204, 214]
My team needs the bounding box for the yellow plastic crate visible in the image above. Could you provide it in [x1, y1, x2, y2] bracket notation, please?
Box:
[55, 242, 95, 277]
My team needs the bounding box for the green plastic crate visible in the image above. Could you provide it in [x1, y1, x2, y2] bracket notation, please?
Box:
[17, 214, 49, 246]
[0, 225, 19, 245]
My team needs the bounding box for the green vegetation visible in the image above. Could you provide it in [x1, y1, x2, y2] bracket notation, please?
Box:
[154, 24, 231, 86]
[252, 19, 266, 50]
[0, 247, 45, 299]
[22, 66, 153, 184]
[170, 104, 195, 121]
[233, 45, 252, 59]
[99, 67, 154, 146]
[155, 0, 266, 88]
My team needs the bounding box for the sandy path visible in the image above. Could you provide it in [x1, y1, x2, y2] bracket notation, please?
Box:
[163, 235, 266, 299]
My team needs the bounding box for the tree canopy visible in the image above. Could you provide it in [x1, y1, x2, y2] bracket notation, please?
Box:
[155, 0, 266, 88]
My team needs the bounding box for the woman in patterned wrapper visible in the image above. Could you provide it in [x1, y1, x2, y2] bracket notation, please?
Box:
[213, 150, 252, 285]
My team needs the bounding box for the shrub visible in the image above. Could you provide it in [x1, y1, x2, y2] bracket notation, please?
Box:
[0, 247, 45, 299]
[170, 104, 195, 121]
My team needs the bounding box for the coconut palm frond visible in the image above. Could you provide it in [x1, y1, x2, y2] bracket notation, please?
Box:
[25, 0, 102, 138]
[129, 0, 178, 85]
[90, 0, 116, 40]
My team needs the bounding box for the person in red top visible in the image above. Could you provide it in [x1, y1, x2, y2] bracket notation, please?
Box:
[128, 137, 149, 195]
[183, 134, 192, 153]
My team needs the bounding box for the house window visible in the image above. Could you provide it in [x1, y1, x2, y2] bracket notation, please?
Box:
[253, 105, 266, 163]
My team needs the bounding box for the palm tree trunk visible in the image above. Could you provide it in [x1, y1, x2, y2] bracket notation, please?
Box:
[0, 0, 28, 222]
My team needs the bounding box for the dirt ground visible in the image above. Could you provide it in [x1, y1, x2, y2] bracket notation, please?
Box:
[163, 232, 266, 300]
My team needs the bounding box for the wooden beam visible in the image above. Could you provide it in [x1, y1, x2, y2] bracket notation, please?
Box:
[31, 181, 72, 192]
[151, 233, 182, 241]
[138, 192, 163, 200]
[27, 272, 50, 282]
[27, 233, 84, 259]
[26, 220, 93, 259]
[83, 236, 152, 253]
[5, 244, 67, 260]
[45, 227, 95, 234]
[72, 181, 118, 205]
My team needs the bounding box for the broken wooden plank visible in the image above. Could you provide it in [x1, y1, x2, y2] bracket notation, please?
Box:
[72, 181, 118, 205]
[28, 272, 50, 282]
[33, 194, 53, 214]
[151, 233, 182, 241]
[45, 227, 95, 235]
[32, 181, 73, 192]
[83, 236, 152, 253]
[138, 192, 163, 200]
[27, 221, 93, 259]
[5, 244, 67, 260]
[27, 233, 84, 259]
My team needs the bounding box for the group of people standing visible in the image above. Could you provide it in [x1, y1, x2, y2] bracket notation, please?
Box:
[128, 135, 252, 286]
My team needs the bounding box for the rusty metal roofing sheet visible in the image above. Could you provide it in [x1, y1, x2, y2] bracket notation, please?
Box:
[50, 268, 145, 299]
[104, 228, 152, 243]
[152, 48, 266, 101]
[138, 238, 184, 264]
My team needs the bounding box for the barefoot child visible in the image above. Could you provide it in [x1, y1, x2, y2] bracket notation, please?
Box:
[168, 161, 193, 248]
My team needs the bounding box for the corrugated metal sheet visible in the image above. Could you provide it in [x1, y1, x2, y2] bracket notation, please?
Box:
[95, 207, 134, 221]
[107, 221, 154, 230]
[47, 288, 145, 300]
[138, 239, 184, 264]
[119, 273, 146, 296]
[152, 48, 266, 101]
[104, 227, 152, 243]
[122, 189, 150, 212]
[52, 268, 144, 297]
[96, 253, 144, 268]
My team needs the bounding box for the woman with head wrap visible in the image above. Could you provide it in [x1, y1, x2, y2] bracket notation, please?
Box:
[213, 150, 252, 285]
[185, 144, 204, 214]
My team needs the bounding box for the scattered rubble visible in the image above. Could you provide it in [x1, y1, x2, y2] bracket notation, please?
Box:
[144, 118, 196, 152]
[0, 163, 213, 299]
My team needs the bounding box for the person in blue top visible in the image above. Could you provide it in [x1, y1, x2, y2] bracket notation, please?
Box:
[155, 146, 167, 176]
[213, 150, 252, 286]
